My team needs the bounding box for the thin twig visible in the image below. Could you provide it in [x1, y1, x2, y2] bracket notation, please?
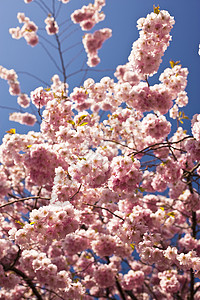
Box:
[125, 290, 138, 300]
[37, 285, 65, 300]
[52, 0, 55, 16]
[60, 26, 79, 42]
[0, 105, 22, 112]
[0, 196, 50, 209]
[55, 1, 62, 19]
[34, 0, 49, 15]
[62, 41, 82, 54]
[115, 277, 127, 300]
[2, 264, 43, 300]
[128, 136, 194, 157]
[17, 71, 49, 86]
[58, 18, 71, 28]
[104, 139, 134, 150]
[145, 75, 150, 87]
[70, 184, 82, 200]
[83, 203, 124, 221]
[38, 33, 58, 50]
[39, 0, 52, 14]
[54, 33, 67, 82]
[166, 137, 177, 161]
[65, 49, 84, 70]
[39, 42, 62, 73]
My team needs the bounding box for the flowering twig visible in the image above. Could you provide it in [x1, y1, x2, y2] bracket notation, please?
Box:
[0, 196, 50, 209]
[69, 184, 82, 200]
[83, 203, 124, 221]
[2, 263, 43, 300]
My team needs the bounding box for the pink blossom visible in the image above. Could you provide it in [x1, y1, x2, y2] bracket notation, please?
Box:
[24, 31, 39, 46]
[17, 94, 30, 108]
[71, 0, 105, 31]
[45, 16, 59, 35]
[9, 12, 39, 46]
[9, 112, 37, 126]
[142, 114, 171, 140]
[159, 65, 188, 99]
[62, 231, 89, 255]
[93, 264, 116, 288]
[122, 270, 144, 290]
[31, 86, 54, 108]
[176, 91, 188, 107]
[83, 28, 112, 67]
[108, 156, 142, 193]
[128, 10, 175, 78]
[0, 5, 199, 300]
[58, 0, 70, 3]
[24, 144, 63, 187]
[192, 114, 200, 141]
[158, 270, 180, 293]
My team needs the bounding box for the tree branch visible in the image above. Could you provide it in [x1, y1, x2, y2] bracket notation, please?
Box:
[3, 265, 43, 300]
[69, 184, 82, 200]
[83, 203, 124, 221]
[54, 33, 67, 83]
[115, 277, 127, 300]
[0, 196, 50, 209]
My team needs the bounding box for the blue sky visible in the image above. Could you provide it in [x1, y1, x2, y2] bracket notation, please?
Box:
[0, 0, 200, 141]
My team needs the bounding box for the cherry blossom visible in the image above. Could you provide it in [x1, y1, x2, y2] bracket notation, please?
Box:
[9, 12, 39, 46]
[0, 3, 199, 300]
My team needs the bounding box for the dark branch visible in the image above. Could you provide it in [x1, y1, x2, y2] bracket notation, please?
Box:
[0, 196, 50, 209]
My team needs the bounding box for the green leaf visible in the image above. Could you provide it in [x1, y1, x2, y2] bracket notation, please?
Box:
[44, 87, 51, 91]
[170, 60, 181, 68]
[167, 212, 175, 218]
[160, 160, 169, 166]
[67, 120, 75, 126]
[15, 220, 25, 227]
[6, 128, 16, 134]
[153, 5, 160, 14]
[78, 115, 87, 124]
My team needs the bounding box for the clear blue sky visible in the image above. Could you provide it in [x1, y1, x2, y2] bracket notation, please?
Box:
[0, 0, 200, 141]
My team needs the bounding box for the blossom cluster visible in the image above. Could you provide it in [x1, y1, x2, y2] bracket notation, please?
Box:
[9, 12, 39, 46]
[9, 112, 37, 126]
[30, 86, 54, 108]
[0, 66, 20, 96]
[0, 3, 199, 300]
[71, 0, 106, 31]
[128, 9, 175, 78]
[108, 156, 142, 193]
[83, 28, 112, 67]
[192, 114, 200, 141]
[45, 16, 59, 35]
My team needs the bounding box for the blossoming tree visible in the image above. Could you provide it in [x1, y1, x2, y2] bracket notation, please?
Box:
[0, 1, 200, 299]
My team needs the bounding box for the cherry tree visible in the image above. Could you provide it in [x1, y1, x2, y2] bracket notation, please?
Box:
[0, 1, 200, 299]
